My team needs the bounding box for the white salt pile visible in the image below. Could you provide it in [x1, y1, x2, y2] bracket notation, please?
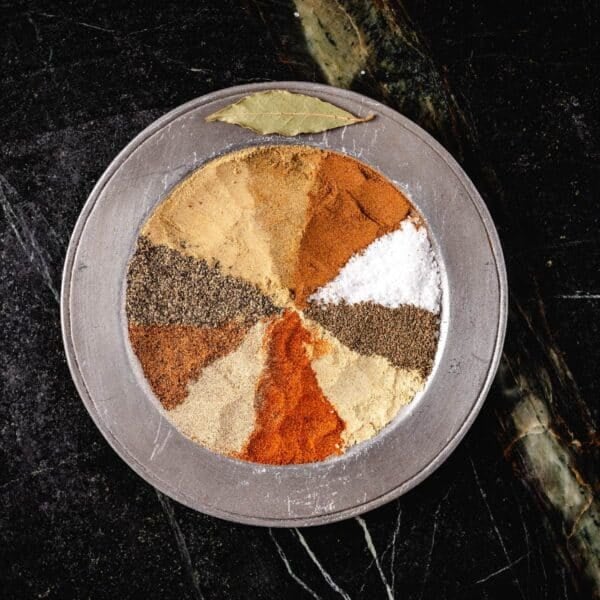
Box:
[309, 220, 441, 313]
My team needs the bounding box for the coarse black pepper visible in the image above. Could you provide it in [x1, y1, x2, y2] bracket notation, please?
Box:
[126, 236, 280, 327]
[305, 301, 439, 377]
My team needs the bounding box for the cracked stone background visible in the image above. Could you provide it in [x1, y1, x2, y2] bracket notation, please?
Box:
[1, 1, 598, 599]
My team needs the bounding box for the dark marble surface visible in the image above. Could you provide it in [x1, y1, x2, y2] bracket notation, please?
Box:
[1, 1, 598, 599]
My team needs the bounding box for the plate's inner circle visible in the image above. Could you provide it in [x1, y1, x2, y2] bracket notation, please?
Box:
[125, 144, 443, 466]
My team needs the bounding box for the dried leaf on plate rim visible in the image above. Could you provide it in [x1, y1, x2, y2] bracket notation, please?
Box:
[205, 90, 375, 136]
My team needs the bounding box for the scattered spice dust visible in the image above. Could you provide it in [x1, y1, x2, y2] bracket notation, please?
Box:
[128, 321, 248, 409]
[239, 310, 344, 465]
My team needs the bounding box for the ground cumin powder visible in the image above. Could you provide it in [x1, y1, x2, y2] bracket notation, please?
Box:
[128, 321, 247, 409]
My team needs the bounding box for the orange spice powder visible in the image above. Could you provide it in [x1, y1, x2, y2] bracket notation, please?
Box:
[239, 310, 344, 465]
[292, 153, 411, 306]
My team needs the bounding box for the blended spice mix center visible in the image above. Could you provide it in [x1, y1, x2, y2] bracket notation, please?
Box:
[126, 145, 441, 465]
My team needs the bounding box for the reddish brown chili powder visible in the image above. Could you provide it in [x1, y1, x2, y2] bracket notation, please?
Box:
[239, 310, 344, 464]
[128, 321, 247, 409]
[292, 153, 411, 306]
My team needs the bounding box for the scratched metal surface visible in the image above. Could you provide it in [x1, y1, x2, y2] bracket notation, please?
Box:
[61, 82, 506, 526]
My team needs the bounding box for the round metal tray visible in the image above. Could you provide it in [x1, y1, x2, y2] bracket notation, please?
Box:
[61, 82, 507, 527]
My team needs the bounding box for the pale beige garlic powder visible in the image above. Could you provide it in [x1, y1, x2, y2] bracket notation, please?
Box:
[306, 319, 425, 447]
[167, 320, 268, 455]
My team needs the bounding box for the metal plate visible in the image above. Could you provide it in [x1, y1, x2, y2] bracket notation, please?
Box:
[61, 82, 507, 527]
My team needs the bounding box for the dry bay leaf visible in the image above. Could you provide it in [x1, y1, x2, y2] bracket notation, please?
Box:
[205, 90, 374, 135]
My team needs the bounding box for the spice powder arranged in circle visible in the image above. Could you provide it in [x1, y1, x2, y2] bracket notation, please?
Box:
[126, 145, 441, 465]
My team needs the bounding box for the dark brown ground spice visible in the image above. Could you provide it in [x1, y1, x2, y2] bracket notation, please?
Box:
[128, 321, 248, 409]
[305, 302, 439, 377]
[126, 236, 280, 327]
